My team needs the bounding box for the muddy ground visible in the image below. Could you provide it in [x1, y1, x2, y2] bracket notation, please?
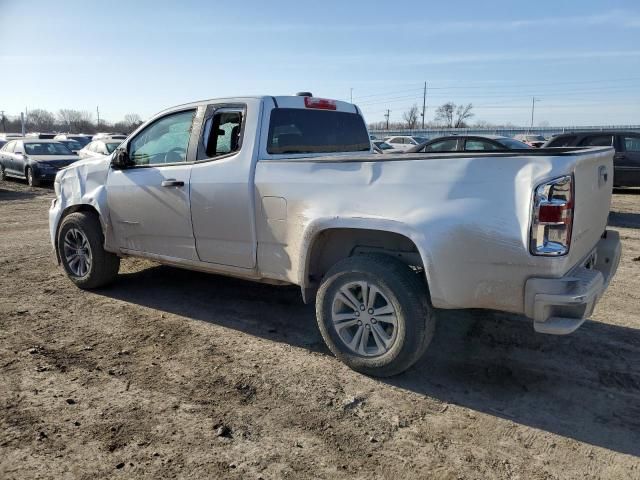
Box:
[0, 179, 639, 479]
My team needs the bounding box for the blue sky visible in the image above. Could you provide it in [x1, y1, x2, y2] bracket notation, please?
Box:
[1, 0, 639, 126]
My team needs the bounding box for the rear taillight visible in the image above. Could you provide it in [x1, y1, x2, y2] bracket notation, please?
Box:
[530, 175, 574, 256]
[304, 97, 337, 110]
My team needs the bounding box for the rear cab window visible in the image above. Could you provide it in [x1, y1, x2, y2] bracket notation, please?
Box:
[266, 107, 370, 155]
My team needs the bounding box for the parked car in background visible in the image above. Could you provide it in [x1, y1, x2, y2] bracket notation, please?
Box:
[0, 140, 6, 149]
[0, 133, 23, 142]
[407, 135, 531, 153]
[77, 138, 123, 159]
[57, 139, 84, 152]
[384, 135, 428, 151]
[50, 93, 620, 377]
[543, 131, 640, 187]
[26, 132, 57, 139]
[0, 139, 78, 186]
[53, 134, 92, 147]
[372, 140, 395, 153]
[514, 134, 546, 148]
[92, 132, 127, 141]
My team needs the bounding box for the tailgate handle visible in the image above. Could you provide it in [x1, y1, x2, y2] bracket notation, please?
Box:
[598, 166, 608, 187]
[161, 179, 184, 187]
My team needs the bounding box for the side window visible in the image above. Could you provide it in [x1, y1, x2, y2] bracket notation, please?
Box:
[622, 135, 640, 152]
[579, 135, 613, 147]
[198, 108, 243, 159]
[129, 109, 195, 166]
[388, 137, 401, 144]
[547, 136, 576, 147]
[465, 139, 500, 151]
[14, 141, 23, 154]
[3, 141, 15, 153]
[425, 139, 458, 152]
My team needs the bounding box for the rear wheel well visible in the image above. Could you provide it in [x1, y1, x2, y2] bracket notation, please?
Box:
[305, 228, 424, 295]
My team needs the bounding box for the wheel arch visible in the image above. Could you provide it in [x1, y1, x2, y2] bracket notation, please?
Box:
[299, 220, 433, 303]
[54, 204, 104, 263]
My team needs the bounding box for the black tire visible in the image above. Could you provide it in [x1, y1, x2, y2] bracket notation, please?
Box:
[316, 255, 435, 377]
[26, 167, 40, 187]
[57, 212, 120, 289]
[0, 163, 6, 181]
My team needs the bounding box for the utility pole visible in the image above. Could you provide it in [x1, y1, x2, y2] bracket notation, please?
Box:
[21, 112, 25, 137]
[0, 111, 5, 133]
[384, 109, 390, 130]
[529, 97, 540, 132]
[421, 81, 427, 129]
[350, 88, 353, 104]
[96, 106, 100, 129]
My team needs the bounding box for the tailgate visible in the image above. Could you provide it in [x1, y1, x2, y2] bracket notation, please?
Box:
[567, 147, 614, 267]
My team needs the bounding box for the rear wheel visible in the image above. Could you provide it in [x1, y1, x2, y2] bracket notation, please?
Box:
[316, 255, 435, 377]
[26, 167, 40, 187]
[57, 212, 120, 289]
[0, 163, 6, 181]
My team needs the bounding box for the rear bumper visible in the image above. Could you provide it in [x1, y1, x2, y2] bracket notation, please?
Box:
[524, 230, 621, 335]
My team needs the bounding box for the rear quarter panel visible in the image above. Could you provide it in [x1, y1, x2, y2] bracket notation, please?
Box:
[254, 149, 613, 314]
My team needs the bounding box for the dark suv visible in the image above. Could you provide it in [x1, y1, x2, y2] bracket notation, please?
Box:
[544, 131, 640, 187]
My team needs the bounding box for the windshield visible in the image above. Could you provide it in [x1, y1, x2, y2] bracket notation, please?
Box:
[497, 138, 532, 149]
[106, 142, 121, 153]
[412, 137, 428, 144]
[72, 137, 91, 146]
[374, 141, 393, 150]
[267, 108, 370, 154]
[24, 142, 73, 155]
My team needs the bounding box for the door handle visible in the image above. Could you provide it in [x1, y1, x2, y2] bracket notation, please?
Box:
[161, 179, 184, 187]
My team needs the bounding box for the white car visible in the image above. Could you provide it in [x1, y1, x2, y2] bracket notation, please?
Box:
[50, 94, 620, 377]
[77, 139, 123, 159]
[514, 134, 546, 148]
[384, 135, 429, 151]
[92, 132, 127, 141]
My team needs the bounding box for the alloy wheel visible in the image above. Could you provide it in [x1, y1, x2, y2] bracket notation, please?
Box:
[331, 281, 398, 357]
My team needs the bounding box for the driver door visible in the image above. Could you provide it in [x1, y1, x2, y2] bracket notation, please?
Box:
[106, 108, 198, 260]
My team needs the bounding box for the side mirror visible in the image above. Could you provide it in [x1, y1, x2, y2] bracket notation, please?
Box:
[111, 148, 132, 169]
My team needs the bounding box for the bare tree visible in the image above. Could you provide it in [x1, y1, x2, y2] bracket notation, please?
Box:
[402, 104, 419, 129]
[124, 113, 142, 128]
[58, 109, 94, 133]
[454, 103, 474, 128]
[27, 109, 56, 131]
[434, 102, 455, 128]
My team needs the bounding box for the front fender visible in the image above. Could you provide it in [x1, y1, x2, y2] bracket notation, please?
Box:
[50, 157, 115, 254]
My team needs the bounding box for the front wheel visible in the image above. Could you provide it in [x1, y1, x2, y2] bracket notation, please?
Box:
[57, 212, 120, 289]
[26, 167, 40, 187]
[316, 255, 435, 377]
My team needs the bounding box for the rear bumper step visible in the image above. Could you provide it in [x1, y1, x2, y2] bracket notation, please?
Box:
[524, 230, 621, 335]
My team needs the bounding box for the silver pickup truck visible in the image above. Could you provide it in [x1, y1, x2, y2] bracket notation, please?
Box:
[49, 94, 621, 377]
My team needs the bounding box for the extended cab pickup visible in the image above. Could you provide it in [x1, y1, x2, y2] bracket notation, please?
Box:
[50, 94, 621, 377]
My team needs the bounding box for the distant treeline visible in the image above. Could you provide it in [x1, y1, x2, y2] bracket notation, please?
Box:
[0, 109, 144, 134]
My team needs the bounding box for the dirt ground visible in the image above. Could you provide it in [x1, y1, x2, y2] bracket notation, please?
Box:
[0, 179, 639, 480]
